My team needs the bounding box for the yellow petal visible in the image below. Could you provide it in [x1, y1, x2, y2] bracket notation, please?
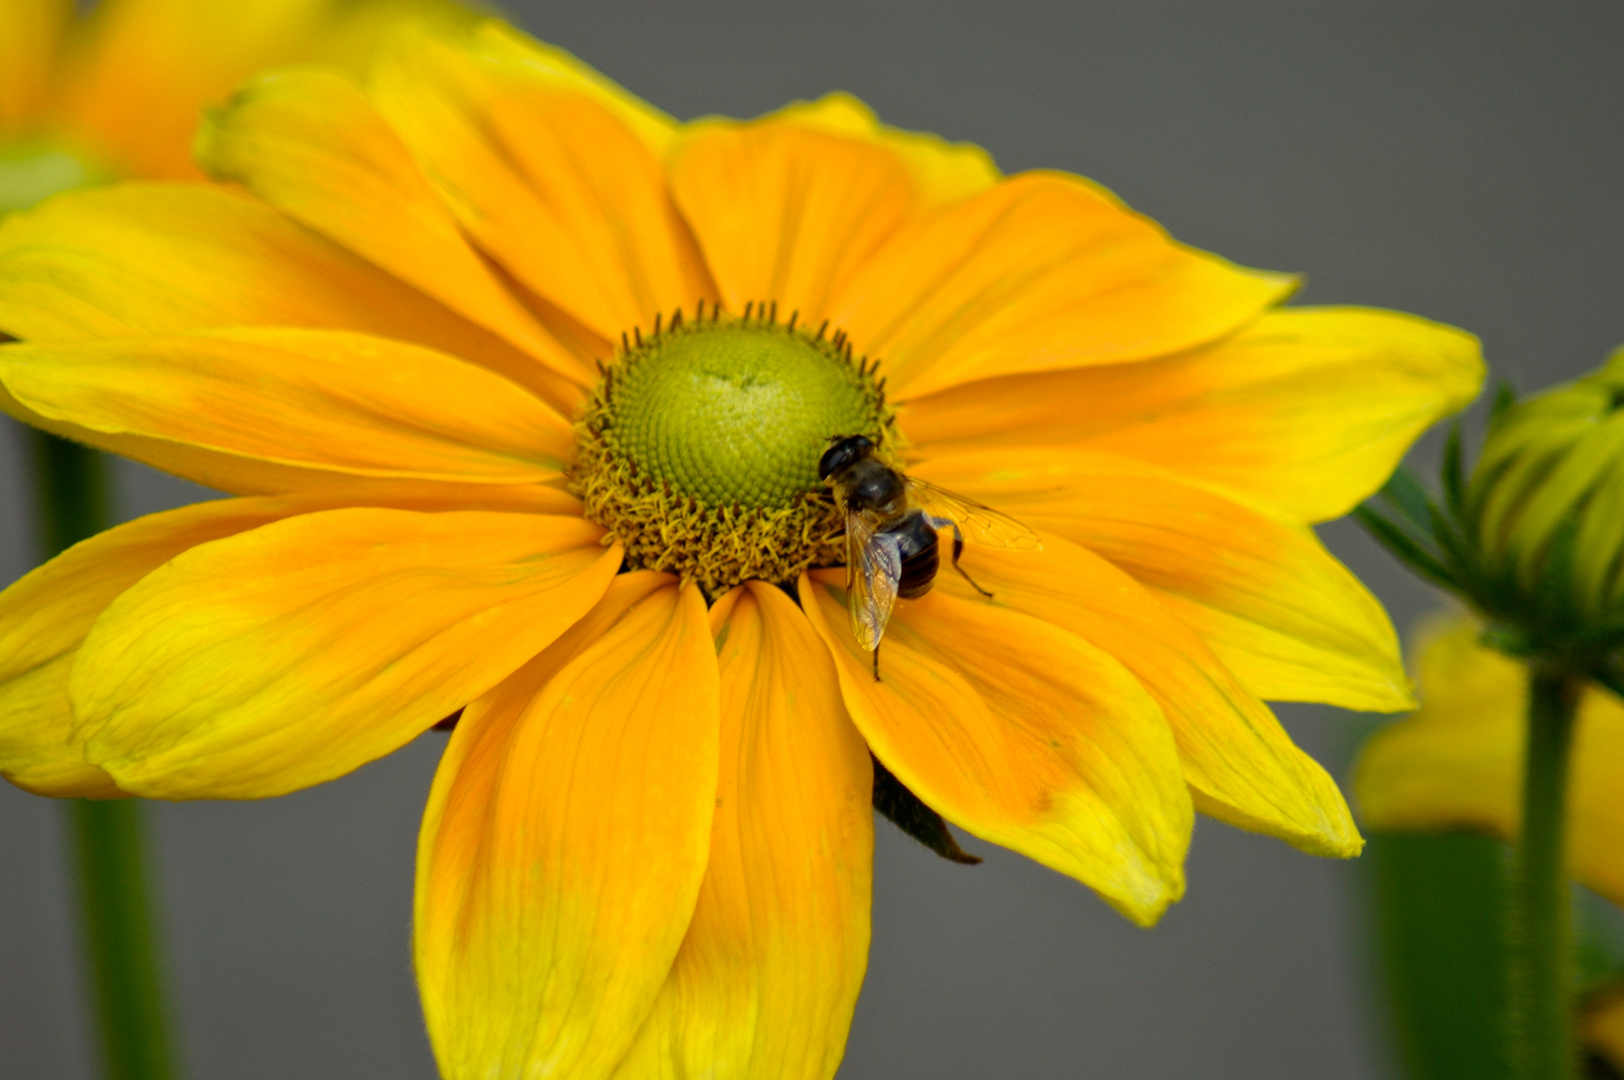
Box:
[50, 0, 333, 178]
[0, 494, 332, 797]
[800, 571, 1190, 925]
[71, 509, 620, 799]
[831, 171, 1295, 400]
[196, 66, 589, 389]
[0, 182, 579, 412]
[668, 117, 919, 323]
[370, 22, 709, 341]
[903, 306, 1485, 523]
[767, 92, 999, 207]
[1355, 615, 1624, 907]
[929, 533, 1359, 857]
[614, 582, 873, 1080]
[917, 449, 1412, 713]
[0, 328, 571, 494]
[417, 577, 718, 1080]
[0, 0, 68, 136]
[1587, 988, 1624, 1074]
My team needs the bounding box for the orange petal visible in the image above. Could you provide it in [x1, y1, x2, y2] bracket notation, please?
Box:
[800, 571, 1190, 925]
[70, 509, 619, 799]
[767, 93, 999, 207]
[929, 534, 1359, 857]
[0, 182, 579, 412]
[0, 0, 68, 136]
[0, 328, 571, 494]
[903, 306, 1484, 523]
[668, 117, 920, 323]
[370, 22, 710, 342]
[1355, 615, 1624, 908]
[0, 494, 333, 798]
[916, 449, 1412, 713]
[197, 66, 589, 391]
[416, 577, 719, 1080]
[831, 171, 1294, 400]
[614, 582, 873, 1079]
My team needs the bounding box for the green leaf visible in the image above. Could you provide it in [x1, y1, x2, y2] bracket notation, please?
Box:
[1368, 830, 1511, 1080]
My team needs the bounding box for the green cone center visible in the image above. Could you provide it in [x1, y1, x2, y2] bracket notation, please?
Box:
[572, 307, 897, 593]
[608, 319, 883, 509]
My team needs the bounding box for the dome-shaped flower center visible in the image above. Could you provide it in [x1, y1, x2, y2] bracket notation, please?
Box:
[571, 304, 897, 595]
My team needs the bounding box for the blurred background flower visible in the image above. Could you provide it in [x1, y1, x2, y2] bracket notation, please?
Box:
[0, 3, 1620, 1079]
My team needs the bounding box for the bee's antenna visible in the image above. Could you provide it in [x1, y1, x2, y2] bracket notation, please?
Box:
[815, 319, 829, 341]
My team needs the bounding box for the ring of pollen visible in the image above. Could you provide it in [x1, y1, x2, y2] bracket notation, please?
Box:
[570, 301, 899, 597]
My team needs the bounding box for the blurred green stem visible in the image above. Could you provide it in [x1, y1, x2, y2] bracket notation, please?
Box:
[1510, 668, 1580, 1080]
[32, 429, 178, 1080]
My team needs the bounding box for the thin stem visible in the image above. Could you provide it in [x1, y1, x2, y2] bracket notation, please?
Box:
[31, 429, 178, 1080]
[1509, 667, 1582, 1080]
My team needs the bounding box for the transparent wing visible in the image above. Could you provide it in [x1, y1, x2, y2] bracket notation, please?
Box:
[904, 476, 1041, 549]
[845, 512, 901, 651]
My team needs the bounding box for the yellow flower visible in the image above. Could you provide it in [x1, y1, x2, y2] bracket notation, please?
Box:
[1355, 613, 1624, 1072]
[0, 0, 467, 203]
[0, 20, 1482, 1078]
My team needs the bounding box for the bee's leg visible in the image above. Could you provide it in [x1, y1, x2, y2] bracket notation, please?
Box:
[948, 524, 994, 598]
[872, 643, 882, 682]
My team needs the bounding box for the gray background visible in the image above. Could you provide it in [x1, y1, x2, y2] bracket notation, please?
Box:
[3, 2, 1622, 1077]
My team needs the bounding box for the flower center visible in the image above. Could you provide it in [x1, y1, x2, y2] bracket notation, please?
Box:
[571, 303, 898, 595]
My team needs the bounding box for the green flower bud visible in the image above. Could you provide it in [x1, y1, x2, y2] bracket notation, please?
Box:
[1467, 347, 1624, 646]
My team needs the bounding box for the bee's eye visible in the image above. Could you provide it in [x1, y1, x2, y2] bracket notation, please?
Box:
[819, 434, 874, 479]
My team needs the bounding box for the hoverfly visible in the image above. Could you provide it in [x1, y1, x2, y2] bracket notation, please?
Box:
[818, 434, 1040, 680]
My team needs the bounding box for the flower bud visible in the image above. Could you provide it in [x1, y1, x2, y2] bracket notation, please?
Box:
[1469, 347, 1624, 632]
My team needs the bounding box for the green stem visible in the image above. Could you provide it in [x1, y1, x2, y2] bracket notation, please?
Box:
[31, 429, 178, 1080]
[1509, 667, 1581, 1080]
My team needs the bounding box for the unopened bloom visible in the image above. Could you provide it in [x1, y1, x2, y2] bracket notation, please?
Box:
[0, 19, 1482, 1078]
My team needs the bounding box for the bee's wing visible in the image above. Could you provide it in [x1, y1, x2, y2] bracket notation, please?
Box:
[845, 511, 902, 651]
[904, 476, 1041, 549]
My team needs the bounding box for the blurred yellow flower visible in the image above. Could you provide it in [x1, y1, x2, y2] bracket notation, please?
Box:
[0, 0, 468, 205]
[1356, 614, 1624, 906]
[0, 19, 1482, 1078]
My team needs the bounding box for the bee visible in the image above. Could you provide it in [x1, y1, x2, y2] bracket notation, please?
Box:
[818, 434, 1040, 680]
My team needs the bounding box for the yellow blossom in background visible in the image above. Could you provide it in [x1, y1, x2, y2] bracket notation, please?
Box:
[1356, 613, 1624, 1072]
[0, 18, 1482, 1079]
[0, 0, 470, 204]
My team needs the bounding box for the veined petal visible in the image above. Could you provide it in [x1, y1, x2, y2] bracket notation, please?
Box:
[614, 582, 873, 1080]
[903, 307, 1484, 523]
[800, 571, 1190, 925]
[832, 171, 1295, 400]
[0, 0, 68, 135]
[0, 494, 332, 797]
[0, 183, 579, 412]
[0, 328, 571, 493]
[197, 67, 589, 390]
[931, 535, 1359, 857]
[417, 576, 719, 1080]
[71, 509, 620, 799]
[668, 118, 919, 323]
[768, 93, 999, 207]
[370, 22, 709, 342]
[1355, 616, 1624, 908]
[916, 449, 1412, 713]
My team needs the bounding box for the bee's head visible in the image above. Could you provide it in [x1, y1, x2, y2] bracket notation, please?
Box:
[818, 434, 874, 481]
